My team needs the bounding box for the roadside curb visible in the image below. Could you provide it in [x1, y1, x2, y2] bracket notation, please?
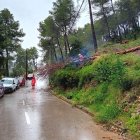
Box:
[51, 90, 129, 139]
[51, 91, 95, 117]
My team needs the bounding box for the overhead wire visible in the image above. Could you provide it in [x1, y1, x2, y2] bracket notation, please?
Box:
[68, 0, 86, 32]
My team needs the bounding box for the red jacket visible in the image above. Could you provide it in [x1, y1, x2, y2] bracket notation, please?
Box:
[31, 77, 36, 86]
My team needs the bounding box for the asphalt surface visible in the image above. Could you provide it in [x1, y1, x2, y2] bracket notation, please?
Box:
[0, 77, 125, 140]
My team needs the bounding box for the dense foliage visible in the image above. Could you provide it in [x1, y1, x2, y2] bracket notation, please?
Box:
[11, 47, 38, 76]
[50, 54, 125, 89]
[50, 53, 140, 139]
[0, 8, 25, 76]
[38, 0, 140, 65]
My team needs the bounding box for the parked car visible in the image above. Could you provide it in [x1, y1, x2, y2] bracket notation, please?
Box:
[19, 76, 25, 86]
[1, 78, 16, 93]
[0, 81, 5, 97]
[27, 73, 33, 80]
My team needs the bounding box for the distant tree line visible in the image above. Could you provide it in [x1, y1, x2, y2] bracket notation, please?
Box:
[0, 8, 25, 76]
[38, 0, 140, 64]
[12, 47, 38, 76]
[0, 8, 38, 77]
[91, 0, 140, 42]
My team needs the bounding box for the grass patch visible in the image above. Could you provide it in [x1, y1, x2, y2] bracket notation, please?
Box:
[99, 37, 140, 53]
[119, 113, 140, 139]
[50, 50, 140, 139]
[96, 103, 120, 123]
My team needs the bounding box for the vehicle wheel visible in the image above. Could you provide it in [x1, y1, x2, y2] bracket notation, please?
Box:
[11, 89, 14, 93]
[2, 93, 4, 97]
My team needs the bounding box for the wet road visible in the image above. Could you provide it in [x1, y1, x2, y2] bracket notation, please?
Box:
[0, 77, 124, 140]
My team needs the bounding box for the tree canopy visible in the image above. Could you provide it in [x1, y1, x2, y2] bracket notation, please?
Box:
[38, 0, 140, 64]
[0, 8, 25, 76]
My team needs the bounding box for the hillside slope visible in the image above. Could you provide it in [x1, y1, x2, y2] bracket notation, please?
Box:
[50, 40, 140, 140]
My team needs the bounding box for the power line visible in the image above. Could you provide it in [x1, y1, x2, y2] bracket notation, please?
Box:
[69, 0, 85, 32]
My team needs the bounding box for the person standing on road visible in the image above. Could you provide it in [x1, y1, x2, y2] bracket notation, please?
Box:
[31, 75, 36, 89]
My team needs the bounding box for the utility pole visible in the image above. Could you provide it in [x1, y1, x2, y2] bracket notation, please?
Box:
[88, 0, 98, 52]
[6, 48, 9, 76]
[25, 49, 28, 80]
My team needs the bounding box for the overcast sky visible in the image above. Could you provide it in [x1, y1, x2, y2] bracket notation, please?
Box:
[0, 0, 90, 49]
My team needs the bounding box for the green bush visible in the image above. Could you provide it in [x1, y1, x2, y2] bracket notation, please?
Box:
[97, 103, 120, 123]
[51, 55, 126, 90]
[64, 90, 76, 99]
[120, 77, 133, 91]
[93, 83, 108, 103]
[78, 65, 94, 88]
[93, 92, 106, 104]
[121, 54, 140, 68]
[93, 55, 125, 84]
[50, 69, 79, 89]
[126, 116, 140, 135]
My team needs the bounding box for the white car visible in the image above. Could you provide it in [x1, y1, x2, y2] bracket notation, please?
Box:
[1, 78, 16, 93]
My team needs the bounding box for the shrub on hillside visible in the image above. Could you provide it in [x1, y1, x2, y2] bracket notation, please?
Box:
[50, 69, 79, 90]
[97, 103, 120, 123]
[93, 83, 109, 103]
[93, 55, 125, 84]
[78, 65, 94, 88]
[120, 77, 133, 91]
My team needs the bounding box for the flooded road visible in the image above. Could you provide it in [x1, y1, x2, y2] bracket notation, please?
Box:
[0, 77, 125, 140]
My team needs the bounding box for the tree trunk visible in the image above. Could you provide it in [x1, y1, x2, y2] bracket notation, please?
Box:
[88, 0, 98, 52]
[101, 3, 111, 39]
[63, 35, 68, 56]
[110, 0, 122, 42]
[65, 34, 70, 53]
[136, 17, 140, 28]
[64, 25, 70, 53]
[132, 17, 138, 31]
[33, 58, 36, 70]
[131, 18, 138, 40]
[51, 38, 58, 63]
[57, 38, 64, 62]
[120, 24, 127, 38]
[50, 48, 54, 64]
[53, 45, 58, 62]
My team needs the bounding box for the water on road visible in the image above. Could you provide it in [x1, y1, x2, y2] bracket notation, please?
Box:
[0, 77, 125, 140]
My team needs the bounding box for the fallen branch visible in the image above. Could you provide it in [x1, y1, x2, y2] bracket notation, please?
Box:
[116, 46, 140, 55]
